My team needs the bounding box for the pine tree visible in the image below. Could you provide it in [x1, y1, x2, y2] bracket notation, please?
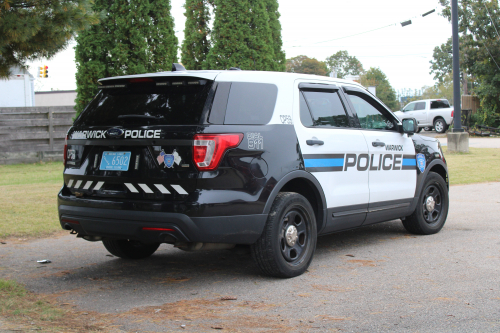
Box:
[206, 0, 276, 71]
[74, 0, 178, 115]
[181, 0, 211, 70]
[263, 0, 286, 72]
[0, 0, 98, 78]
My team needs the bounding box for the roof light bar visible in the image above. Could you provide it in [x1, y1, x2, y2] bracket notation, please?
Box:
[99, 84, 127, 89]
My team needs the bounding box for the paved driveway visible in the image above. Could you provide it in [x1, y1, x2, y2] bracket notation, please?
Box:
[419, 132, 500, 148]
[1, 182, 499, 332]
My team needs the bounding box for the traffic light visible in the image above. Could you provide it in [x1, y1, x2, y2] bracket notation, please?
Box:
[43, 65, 48, 78]
[38, 66, 43, 78]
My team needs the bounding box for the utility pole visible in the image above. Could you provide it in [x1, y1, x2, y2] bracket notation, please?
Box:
[447, 0, 469, 152]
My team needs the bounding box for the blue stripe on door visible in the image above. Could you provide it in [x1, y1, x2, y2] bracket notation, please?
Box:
[402, 158, 416, 166]
[304, 158, 344, 168]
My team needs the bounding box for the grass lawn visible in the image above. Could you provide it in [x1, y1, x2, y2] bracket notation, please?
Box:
[0, 148, 499, 239]
[443, 147, 500, 185]
[0, 278, 110, 332]
[0, 162, 64, 239]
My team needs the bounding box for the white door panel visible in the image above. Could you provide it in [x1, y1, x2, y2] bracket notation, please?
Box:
[298, 128, 369, 208]
[361, 131, 417, 203]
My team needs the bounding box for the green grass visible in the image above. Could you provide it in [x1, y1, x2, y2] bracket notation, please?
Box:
[443, 147, 500, 185]
[0, 278, 107, 331]
[0, 162, 63, 186]
[0, 279, 63, 323]
[0, 162, 63, 238]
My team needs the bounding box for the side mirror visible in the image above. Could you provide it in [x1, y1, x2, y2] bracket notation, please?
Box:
[401, 118, 418, 135]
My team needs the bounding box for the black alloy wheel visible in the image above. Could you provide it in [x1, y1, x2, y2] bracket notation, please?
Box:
[251, 192, 317, 278]
[421, 184, 443, 224]
[402, 172, 449, 235]
[279, 206, 312, 263]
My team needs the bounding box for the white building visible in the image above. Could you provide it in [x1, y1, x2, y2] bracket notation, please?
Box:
[0, 67, 36, 107]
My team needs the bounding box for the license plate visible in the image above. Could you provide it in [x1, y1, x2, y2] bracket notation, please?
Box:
[100, 151, 132, 171]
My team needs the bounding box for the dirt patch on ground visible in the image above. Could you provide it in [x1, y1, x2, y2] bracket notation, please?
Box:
[117, 298, 306, 332]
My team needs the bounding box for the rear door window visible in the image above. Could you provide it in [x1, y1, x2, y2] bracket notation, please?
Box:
[74, 79, 214, 126]
[224, 82, 278, 125]
[300, 90, 350, 127]
[430, 100, 450, 109]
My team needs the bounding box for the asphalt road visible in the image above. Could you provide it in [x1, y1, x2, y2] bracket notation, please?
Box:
[1, 182, 499, 332]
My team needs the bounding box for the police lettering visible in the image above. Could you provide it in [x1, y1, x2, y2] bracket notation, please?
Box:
[124, 130, 161, 139]
[344, 154, 404, 171]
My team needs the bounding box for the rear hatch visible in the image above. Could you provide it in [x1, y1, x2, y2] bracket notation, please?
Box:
[64, 75, 216, 201]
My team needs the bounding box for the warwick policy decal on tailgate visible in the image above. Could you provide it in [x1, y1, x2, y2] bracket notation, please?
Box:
[157, 149, 182, 168]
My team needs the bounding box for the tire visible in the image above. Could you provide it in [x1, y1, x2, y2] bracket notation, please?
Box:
[424, 127, 432, 132]
[416, 127, 422, 133]
[102, 239, 160, 259]
[251, 192, 317, 278]
[402, 172, 449, 235]
[433, 118, 448, 134]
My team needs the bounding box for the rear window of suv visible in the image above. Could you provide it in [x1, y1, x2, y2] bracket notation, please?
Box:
[430, 100, 450, 109]
[74, 79, 214, 126]
[224, 82, 278, 125]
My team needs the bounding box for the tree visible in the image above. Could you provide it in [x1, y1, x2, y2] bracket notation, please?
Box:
[206, 0, 276, 71]
[360, 67, 398, 111]
[0, 0, 98, 78]
[325, 50, 364, 79]
[429, 38, 453, 84]
[181, 0, 211, 70]
[74, 0, 178, 115]
[421, 73, 455, 104]
[286, 55, 328, 76]
[263, 0, 286, 71]
[438, 0, 500, 127]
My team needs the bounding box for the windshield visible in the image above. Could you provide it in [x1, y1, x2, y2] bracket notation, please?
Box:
[75, 80, 214, 126]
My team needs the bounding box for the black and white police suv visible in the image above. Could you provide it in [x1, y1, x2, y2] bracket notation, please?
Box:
[58, 64, 449, 278]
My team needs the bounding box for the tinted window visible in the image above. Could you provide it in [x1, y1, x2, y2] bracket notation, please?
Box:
[301, 91, 349, 127]
[431, 100, 450, 109]
[300, 92, 313, 126]
[347, 94, 395, 131]
[75, 80, 213, 126]
[224, 82, 278, 125]
[414, 102, 426, 110]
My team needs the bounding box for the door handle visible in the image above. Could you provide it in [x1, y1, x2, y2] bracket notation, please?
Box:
[306, 140, 324, 146]
[372, 141, 385, 147]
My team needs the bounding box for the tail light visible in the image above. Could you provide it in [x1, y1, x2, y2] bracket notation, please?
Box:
[63, 134, 68, 166]
[193, 134, 243, 171]
[451, 110, 454, 117]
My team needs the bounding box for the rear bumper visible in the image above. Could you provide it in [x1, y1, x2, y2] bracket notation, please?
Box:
[58, 204, 267, 244]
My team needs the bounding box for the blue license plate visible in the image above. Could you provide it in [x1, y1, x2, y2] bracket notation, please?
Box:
[100, 151, 132, 171]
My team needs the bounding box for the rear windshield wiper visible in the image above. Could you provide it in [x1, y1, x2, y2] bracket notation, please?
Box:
[117, 115, 159, 120]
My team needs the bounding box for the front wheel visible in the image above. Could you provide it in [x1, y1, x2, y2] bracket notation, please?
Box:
[402, 172, 449, 235]
[102, 239, 160, 259]
[251, 192, 317, 278]
[433, 118, 448, 134]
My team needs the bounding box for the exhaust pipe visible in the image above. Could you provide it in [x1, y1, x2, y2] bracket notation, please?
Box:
[174, 242, 236, 251]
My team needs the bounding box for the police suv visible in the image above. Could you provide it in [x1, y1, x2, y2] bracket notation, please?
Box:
[59, 65, 449, 278]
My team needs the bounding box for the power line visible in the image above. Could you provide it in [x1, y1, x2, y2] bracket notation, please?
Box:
[483, 2, 500, 40]
[287, 8, 437, 48]
[312, 23, 396, 45]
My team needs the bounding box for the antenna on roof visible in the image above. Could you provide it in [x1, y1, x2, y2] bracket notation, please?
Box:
[172, 63, 186, 72]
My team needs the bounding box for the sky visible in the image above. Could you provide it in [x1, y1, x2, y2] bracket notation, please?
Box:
[27, 0, 452, 95]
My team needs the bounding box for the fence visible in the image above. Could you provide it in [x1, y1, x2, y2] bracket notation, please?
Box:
[461, 95, 480, 114]
[0, 106, 76, 164]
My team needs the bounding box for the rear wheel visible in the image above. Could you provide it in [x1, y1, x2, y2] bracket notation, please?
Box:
[402, 172, 449, 235]
[102, 239, 160, 259]
[251, 192, 317, 278]
[433, 118, 448, 133]
[416, 127, 422, 133]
